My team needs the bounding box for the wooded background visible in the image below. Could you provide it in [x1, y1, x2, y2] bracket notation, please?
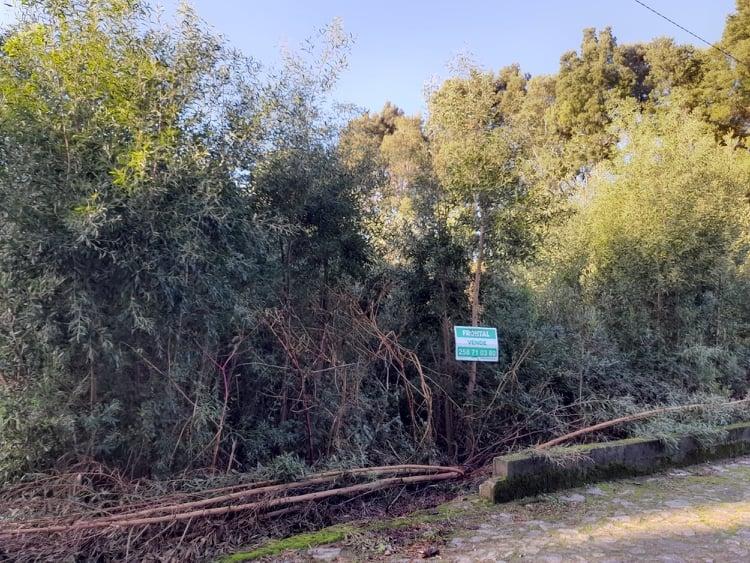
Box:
[1, 0, 749, 483]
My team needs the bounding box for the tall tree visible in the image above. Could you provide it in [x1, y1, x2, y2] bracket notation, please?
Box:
[696, 0, 750, 137]
[429, 67, 530, 397]
[642, 38, 703, 103]
[551, 28, 632, 173]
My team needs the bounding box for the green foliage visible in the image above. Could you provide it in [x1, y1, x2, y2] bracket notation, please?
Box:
[695, 0, 750, 136]
[536, 105, 750, 399]
[0, 0, 366, 479]
[2, 0, 750, 488]
[550, 27, 631, 171]
[221, 525, 354, 562]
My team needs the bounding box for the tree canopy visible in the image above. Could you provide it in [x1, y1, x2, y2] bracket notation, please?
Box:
[1, 0, 749, 499]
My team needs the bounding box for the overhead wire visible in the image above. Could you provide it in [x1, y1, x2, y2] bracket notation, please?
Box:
[632, 0, 748, 67]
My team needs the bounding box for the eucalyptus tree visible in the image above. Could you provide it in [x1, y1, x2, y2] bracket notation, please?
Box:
[696, 0, 750, 138]
[428, 66, 532, 397]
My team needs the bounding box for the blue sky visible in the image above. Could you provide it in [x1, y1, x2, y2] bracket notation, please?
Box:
[0, 1, 737, 115]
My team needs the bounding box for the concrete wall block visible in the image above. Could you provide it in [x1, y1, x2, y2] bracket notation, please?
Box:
[480, 422, 750, 503]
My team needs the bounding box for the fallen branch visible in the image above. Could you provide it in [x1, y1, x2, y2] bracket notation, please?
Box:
[57, 465, 463, 524]
[0, 470, 462, 537]
[535, 398, 750, 451]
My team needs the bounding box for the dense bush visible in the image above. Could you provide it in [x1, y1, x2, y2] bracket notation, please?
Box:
[0, 0, 749, 483]
[534, 106, 750, 398]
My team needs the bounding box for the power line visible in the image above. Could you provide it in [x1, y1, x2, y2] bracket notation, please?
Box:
[632, 0, 746, 67]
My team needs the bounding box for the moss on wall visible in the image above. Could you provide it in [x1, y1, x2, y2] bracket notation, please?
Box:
[482, 422, 750, 503]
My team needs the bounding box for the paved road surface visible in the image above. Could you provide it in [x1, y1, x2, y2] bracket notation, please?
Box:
[275, 455, 750, 562]
[432, 455, 750, 562]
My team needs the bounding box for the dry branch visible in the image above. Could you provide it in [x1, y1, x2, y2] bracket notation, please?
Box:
[535, 398, 750, 450]
[0, 469, 462, 538]
[45, 464, 462, 524]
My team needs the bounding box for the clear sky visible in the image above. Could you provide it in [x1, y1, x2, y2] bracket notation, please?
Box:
[0, 1, 737, 115]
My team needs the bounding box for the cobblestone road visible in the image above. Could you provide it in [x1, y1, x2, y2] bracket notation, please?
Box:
[435, 456, 750, 562]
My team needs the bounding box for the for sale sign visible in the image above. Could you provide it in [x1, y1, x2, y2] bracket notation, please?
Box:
[454, 326, 499, 362]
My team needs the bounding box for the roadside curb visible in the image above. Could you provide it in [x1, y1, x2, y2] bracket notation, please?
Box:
[480, 422, 750, 503]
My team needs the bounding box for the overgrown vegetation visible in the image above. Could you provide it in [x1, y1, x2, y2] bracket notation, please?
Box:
[1, 0, 749, 495]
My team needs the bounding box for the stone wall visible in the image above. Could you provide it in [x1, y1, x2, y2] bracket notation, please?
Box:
[480, 422, 750, 503]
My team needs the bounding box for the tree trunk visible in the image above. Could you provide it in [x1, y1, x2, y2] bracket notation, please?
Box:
[467, 204, 486, 398]
[441, 314, 454, 455]
[280, 241, 291, 423]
